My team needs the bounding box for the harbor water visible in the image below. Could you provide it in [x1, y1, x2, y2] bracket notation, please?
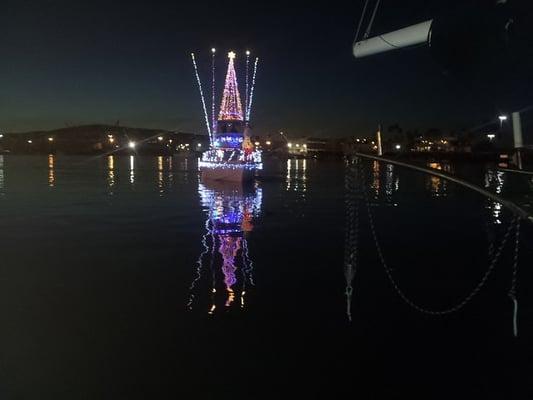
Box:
[0, 154, 531, 399]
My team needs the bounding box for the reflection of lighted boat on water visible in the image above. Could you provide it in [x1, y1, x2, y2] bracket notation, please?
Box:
[192, 50, 262, 182]
[188, 180, 262, 313]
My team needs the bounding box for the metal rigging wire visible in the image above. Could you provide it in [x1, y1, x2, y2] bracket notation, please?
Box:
[363, 0, 382, 39]
[353, 0, 370, 45]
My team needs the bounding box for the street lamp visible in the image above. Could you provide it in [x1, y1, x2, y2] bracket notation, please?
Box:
[498, 115, 507, 128]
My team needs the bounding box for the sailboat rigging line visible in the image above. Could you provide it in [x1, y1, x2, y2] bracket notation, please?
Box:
[245, 52, 250, 121]
[363, 0, 382, 39]
[353, 0, 370, 45]
[359, 158, 518, 315]
[354, 153, 533, 223]
[191, 53, 212, 141]
[246, 57, 259, 121]
[211, 51, 216, 136]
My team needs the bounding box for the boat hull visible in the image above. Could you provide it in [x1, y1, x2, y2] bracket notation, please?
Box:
[200, 165, 255, 182]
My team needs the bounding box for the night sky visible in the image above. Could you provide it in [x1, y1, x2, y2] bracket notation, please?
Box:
[1, 1, 531, 137]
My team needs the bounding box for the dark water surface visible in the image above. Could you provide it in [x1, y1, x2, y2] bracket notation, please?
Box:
[0, 155, 532, 399]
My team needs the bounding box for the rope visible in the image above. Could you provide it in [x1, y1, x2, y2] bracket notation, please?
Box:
[359, 160, 517, 315]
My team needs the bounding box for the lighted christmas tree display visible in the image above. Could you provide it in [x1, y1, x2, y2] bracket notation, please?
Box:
[218, 51, 244, 121]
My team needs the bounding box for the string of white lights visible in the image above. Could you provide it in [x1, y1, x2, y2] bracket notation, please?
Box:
[191, 53, 212, 141]
[211, 48, 216, 137]
[246, 57, 259, 121]
[245, 51, 250, 120]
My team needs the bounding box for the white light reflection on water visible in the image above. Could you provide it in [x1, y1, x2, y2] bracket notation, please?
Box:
[0, 155, 4, 195]
[426, 162, 452, 198]
[157, 156, 164, 195]
[107, 155, 115, 194]
[48, 154, 55, 187]
[129, 155, 135, 185]
[370, 161, 399, 205]
[371, 160, 380, 199]
[484, 170, 506, 225]
[168, 156, 175, 187]
[286, 158, 307, 193]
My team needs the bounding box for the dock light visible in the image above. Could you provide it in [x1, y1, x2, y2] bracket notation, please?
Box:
[158, 136, 163, 141]
[287, 142, 292, 148]
[0, 134, 3, 138]
[129, 141, 136, 149]
[265, 140, 271, 145]
[254, 141, 260, 146]
[169, 139, 173, 144]
[395, 144, 401, 150]
[211, 48, 216, 53]
[197, 143, 202, 148]
[303, 144, 307, 148]
[487, 134, 496, 141]
[296, 143, 300, 148]
[48, 137, 54, 142]
[27, 140, 32, 144]
[108, 135, 114, 143]
[246, 50, 251, 56]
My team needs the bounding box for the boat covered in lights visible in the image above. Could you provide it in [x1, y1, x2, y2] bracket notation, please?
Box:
[193, 50, 262, 182]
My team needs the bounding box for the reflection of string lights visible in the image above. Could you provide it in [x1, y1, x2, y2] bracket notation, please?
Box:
[187, 219, 213, 310]
[189, 183, 262, 313]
